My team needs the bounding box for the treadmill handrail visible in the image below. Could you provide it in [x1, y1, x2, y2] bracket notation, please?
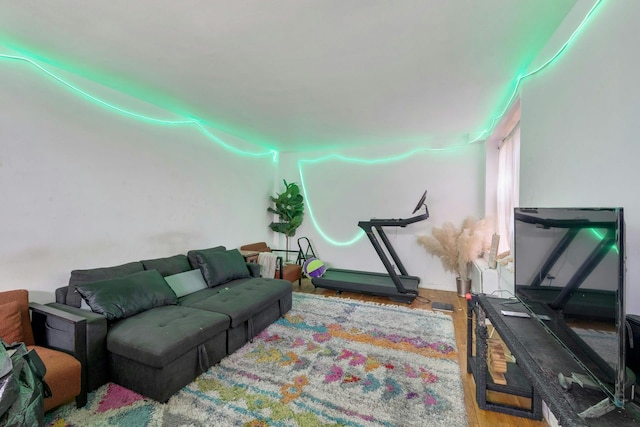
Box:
[514, 212, 616, 229]
[313, 198, 429, 303]
[359, 212, 430, 228]
[357, 210, 429, 293]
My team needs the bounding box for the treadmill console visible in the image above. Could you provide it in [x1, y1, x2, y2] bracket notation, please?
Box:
[412, 190, 428, 214]
[363, 190, 430, 227]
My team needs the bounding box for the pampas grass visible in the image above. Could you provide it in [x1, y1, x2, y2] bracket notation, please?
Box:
[417, 216, 492, 280]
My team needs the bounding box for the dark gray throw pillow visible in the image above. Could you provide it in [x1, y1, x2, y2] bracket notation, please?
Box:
[67, 261, 145, 308]
[140, 254, 191, 277]
[75, 269, 177, 321]
[187, 245, 226, 269]
[194, 249, 250, 288]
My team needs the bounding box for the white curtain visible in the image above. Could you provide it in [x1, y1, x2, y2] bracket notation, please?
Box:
[496, 123, 520, 253]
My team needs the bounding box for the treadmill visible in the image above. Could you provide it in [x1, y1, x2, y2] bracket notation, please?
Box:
[312, 191, 429, 303]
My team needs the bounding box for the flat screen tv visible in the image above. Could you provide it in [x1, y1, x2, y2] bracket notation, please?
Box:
[514, 207, 630, 408]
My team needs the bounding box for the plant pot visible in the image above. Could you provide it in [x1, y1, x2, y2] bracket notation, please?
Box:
[456, 277, 471, 298]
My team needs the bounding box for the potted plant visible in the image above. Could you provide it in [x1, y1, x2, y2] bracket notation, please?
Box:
[417, 216, 492, 296]
[268, 179, 304, 260]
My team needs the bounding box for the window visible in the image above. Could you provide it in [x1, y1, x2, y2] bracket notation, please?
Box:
[496, 122, 520, 253]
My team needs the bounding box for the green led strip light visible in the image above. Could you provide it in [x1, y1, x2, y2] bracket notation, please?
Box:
[589, 228, 619, 254]
[0, 52, 278, 161]
[298, 146, 468, 246]
[298, 160, 363, 246]
[0, 0, 604, 246]
[299, 0, 604, 245]
[469, 0, 603, 143]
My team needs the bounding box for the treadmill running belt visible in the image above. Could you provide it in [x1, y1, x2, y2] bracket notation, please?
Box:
[312, 268, 419, 303]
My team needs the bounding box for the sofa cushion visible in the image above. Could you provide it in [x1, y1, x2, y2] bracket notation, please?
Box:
[140, 254, 191, 277]
[107, 305, 229, 368]
[180, 277, 291, 327]
[193, 249, 250, 288]
[67, 261, 145, 308]
[76, 270, 177, 321]
[187, 245, 226, 269]
[247, 262, 261, 277]
[0, 301, 24, 344]
[164, 269, 207, 298]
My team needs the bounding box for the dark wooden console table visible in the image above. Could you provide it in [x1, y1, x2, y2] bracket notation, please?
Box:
[467, 294, 639, 427]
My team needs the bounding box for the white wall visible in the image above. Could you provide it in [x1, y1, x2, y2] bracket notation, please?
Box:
[0, 50, 487, 303]
[520, 0, 640, 313]
[12, 0, 627, 303]
[0, 58, 276, 303]
[280, 141, 486, 291]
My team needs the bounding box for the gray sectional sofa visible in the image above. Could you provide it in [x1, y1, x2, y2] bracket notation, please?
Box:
[49, 246, 292, 402]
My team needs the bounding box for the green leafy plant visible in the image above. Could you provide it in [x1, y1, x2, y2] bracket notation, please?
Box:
[268, 180, 304, 255]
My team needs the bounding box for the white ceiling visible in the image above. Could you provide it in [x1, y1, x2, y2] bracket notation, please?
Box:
[0, 1, 579, 152]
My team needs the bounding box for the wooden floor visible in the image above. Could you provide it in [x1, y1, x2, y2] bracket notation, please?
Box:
[293, 278, 549, 427]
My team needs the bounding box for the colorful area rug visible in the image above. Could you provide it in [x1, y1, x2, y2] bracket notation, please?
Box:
[45, 293, 467, 426]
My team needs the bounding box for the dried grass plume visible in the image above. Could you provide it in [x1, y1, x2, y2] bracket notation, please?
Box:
[417, 216, 493, 280]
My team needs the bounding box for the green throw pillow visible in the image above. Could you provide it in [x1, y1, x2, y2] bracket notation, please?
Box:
[164, 269, 208, 298]
[187, 245, 226, 269]
[76, 270, 177, 321]
[67, 261, 145, 308]
[194, 249, 250, 288]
